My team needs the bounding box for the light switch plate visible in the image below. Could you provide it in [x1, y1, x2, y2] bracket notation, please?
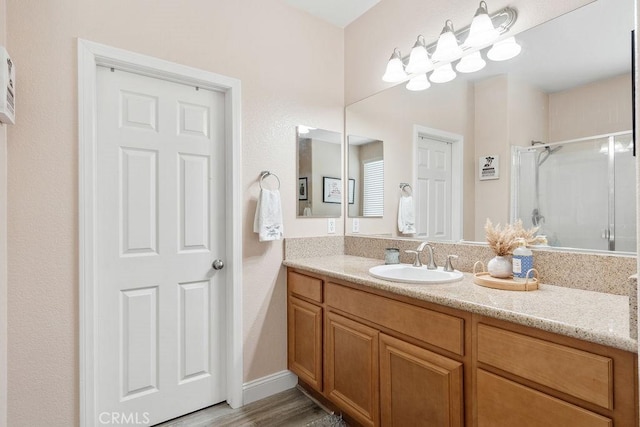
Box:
[327, 218, 336, 234]
[352, 218, 360, 233]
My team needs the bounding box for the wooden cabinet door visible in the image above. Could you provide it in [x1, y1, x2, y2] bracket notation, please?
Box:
[379, 334, 463, 427]
[325, 311, 380, 427]
[288, 296, 323, 391]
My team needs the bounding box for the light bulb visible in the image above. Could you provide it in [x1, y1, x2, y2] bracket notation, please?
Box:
[382, 48, 408, 82]
[456, 51, 486, 73]
[406, 36, 434, 74]
[487, 37, 522, 61]
[406, 74, 431, 91]
[429, 63, 457, 83]
[432, 20, 463, 63]
[465, 1, 500, 48]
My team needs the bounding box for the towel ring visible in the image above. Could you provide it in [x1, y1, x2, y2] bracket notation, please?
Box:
[259, 171, 281, 190]
[399, 183, 412, 195]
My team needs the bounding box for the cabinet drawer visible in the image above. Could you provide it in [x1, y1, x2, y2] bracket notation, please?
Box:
[326, 282, 464, 355]
[477, 369, 612, 427]
[288, 271, 323, 303]
[477, 324, 613, 409]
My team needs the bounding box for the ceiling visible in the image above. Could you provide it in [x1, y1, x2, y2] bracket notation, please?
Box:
[284, 0, 381, 28]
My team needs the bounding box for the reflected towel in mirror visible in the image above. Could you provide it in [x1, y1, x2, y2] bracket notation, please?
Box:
[398, 195, 416, 234]
[253, 188, 283, 241]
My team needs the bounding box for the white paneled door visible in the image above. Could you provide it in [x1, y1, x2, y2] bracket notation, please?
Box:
[416, 136, 453, 240]
[95, 66, 226, 425]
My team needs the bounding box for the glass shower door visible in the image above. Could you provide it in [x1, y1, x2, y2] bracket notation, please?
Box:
[538, 138, 609, 250]
[512, 132, 634, 252]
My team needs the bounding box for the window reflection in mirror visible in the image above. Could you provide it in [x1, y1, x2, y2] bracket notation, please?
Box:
[347, 136, 384, 217]
[296, 126, 342, 218]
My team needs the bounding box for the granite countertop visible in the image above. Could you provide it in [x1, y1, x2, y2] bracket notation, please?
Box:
[283, 255, 637, 353]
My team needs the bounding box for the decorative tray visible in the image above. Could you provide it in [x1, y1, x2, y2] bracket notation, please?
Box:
[473, 261, 539, 291]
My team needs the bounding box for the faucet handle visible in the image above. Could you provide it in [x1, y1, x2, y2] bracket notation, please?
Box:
[404, 250, 422, 267]
[444, 255, 459, 272]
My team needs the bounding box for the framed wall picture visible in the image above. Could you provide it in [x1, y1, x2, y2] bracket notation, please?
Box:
[479, 155, 500, 180]
[298, 177, 308, 200]
[323, 176, 342, 204]
[348, 179, 355, 204]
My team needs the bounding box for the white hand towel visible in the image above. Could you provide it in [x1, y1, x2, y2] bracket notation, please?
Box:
[398, 195, 416, 234]
[253, 188, 284, 242]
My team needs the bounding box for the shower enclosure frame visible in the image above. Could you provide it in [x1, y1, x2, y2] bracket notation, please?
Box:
[510, 130, 633, 252]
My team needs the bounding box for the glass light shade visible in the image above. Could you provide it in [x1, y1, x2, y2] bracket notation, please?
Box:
[382, 49, 408, 82]
[406, 74, 431, 91]
[487, 37, 522, 61]
[465, 2, 500, 47]
[429, 63, 456, 83]
[406, 37, 434, 74]
[432, 21, 463, 62]
[456, 51, 486, 73]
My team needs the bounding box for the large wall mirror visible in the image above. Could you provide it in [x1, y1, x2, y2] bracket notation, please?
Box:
[345, 0, 636, 253]
[296, 126, 343, 218]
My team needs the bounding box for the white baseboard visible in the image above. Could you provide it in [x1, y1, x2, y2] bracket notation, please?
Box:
[242, 370, 298, 405]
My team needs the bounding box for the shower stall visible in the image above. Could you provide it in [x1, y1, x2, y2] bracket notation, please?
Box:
[511, 131, 636, 252]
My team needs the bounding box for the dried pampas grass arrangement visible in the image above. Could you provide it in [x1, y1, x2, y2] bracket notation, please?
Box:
[484, 219, 539, 256]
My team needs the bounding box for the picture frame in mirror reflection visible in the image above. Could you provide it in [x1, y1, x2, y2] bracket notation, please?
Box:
[323, 176, 342, 203]
[298, 177, 308, 200]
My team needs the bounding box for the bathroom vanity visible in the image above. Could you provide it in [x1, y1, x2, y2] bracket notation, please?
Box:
[285, 255, 638, 427]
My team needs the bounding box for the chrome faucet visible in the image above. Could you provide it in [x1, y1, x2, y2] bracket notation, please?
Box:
[421, 243, 437, 270]
[406, 242, 437, 269]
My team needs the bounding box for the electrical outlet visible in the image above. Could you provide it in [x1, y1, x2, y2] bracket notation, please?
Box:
[327, 218, 336, 234]
[352, 218, 360, 233]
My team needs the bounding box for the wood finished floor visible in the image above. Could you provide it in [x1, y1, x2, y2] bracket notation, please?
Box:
[156, 387, 344, 427]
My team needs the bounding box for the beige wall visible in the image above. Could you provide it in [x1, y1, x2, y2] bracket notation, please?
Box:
[0, 0, 6, 423]
[549, 73, 632, 141]
[474, 75, 549, 240]
[6, 0, 343, 425]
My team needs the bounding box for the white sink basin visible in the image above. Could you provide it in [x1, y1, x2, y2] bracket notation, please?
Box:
[368, 264, 464, 284]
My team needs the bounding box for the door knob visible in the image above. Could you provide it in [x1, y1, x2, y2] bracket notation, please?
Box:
[212, 259, 224, 270]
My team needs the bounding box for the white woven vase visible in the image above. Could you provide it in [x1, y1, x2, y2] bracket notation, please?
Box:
[487, 255, 512, 278]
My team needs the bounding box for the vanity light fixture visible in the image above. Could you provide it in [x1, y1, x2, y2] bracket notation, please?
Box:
[382, 48, 408, 83]
[406, 35, 434, 74]
[432, 20, 463, 62]
[381, 2, 519, 91]
[406, 73, 431, 91]
[465, 1, 500, 48]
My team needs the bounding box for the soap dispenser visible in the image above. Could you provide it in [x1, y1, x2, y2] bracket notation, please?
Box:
[512, 238, 533, 282]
